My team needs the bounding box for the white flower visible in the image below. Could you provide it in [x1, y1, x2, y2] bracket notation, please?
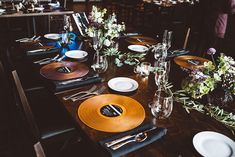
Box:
[213, 73, 221, 81]
[104, 39, 111, 47]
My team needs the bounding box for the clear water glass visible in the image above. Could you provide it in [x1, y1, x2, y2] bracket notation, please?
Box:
[154, 60, 170, 88]
[140, 62, 151, 76]
[92, 53, 108, 73]
[162, 30, 173, 50]
[154, 43, 167, 61]
[149, 89, 173, 119]
[92, 31, 103, 52]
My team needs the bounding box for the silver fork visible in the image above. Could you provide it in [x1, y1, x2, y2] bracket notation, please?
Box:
[38, 54, 60, 65]
[62, 85, 97, 101]
[71, 86, 106, 102]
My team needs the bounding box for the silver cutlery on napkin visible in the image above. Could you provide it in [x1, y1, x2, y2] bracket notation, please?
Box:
[71, 86, 106, 102]
[105, 126, 157, 148]
[62, 85, 97, 101]
[59, 74, 99, 85]
[111, 132, 148, 150]
[36, 55, 60, 65]
[27, 47, 58, 53]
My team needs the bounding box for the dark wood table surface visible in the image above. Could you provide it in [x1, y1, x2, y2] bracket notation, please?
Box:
[9, 38, 235, 157]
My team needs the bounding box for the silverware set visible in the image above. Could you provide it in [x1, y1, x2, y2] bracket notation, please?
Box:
[62, 85, 105, 101]
[27, 47, 57, 54]
[33, 54, 60, 65]
[59, 74, 99, 85]
[16, 35, 41, 42]
[104, 126, 156, 150]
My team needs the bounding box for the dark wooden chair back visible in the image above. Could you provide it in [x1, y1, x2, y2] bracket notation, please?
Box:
[72, 12, 89, 37]
[12, 70, 40, 141]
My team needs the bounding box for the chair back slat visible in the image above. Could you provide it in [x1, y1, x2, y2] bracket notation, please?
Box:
[34, 142, 46, 157]
[183, 28, 191, 49]
[12, 70, 40, 140]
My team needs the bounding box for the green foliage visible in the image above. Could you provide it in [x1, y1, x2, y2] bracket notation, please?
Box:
[174, 90, 235, 134]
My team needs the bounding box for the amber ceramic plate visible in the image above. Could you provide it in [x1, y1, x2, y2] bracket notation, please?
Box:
[125, 36, 157, 45]
[174, 55, 209, 70]
[78, 94, 145, 132]
[40, 61, 89, 81]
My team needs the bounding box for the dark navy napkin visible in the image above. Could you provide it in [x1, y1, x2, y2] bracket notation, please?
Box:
[52, 73, 102, 92]
[99, 123, 167, 157]
[167, 49, 190, 58]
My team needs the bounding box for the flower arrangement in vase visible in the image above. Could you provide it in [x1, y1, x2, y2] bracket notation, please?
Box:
[181, 48, 235, 104]
[86, 6, 125, 49]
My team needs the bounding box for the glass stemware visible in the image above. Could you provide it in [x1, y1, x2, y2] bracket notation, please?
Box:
[92, 30, 103, 53]
[92, 54, 108, 73]
[162, 30, 173, 50]
[91, 30, 108, 73]
[154, 60, 171, 88]
[149, 88, 173, 119]
[153, 43, 167, 61]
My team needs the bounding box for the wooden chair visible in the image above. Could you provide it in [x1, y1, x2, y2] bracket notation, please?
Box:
[72, 12, 89, 37]
[12, 70, 78, 156]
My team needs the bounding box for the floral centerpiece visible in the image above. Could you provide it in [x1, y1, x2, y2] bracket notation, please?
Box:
[174, 48, 235, 133]
[85, 6, 147, 67]
[181, 50, 235, 100]
[86, 6, 125, 48]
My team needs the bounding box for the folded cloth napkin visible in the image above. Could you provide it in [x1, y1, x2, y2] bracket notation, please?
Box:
[26, 48, 59, 56]
[52, 73, 102, 92]
[167, 49, 190, 58]
[99, 123, 167, 157]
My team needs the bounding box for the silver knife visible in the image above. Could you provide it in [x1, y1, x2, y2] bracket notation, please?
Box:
[58, 75, 99, 85]
[27, 49, 48, 53]
[105, 126, 157, 148]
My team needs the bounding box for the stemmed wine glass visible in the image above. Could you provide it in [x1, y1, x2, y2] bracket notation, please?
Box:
[162, 30, 173, 50]
[149, 88, 173, 119]
[153, 43, 167, 61]
[91, 31, 108, 73]
[154, 60, 171, 88]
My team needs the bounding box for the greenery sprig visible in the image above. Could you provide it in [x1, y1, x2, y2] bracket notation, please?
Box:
[103, 47, 146, 67]
[173, 90, 235, 134]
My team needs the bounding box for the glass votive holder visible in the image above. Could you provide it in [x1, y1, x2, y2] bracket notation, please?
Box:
[140, 62, 151, 77]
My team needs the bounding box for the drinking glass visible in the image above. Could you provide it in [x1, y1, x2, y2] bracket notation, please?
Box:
[92, 30, 103, 53]
[154, 60, 170, 88]
[149, 89, 173, 119]
[153, 43, 167, 61]
[92, 54, 108, 73]
[162, 30, 173, 50]
[140, 62, 151, 76]
[166, 31, 172, 50]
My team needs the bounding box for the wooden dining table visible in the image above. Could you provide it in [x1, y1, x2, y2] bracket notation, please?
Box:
[7, 37, 235, 157]
[0, 8, 74, 35]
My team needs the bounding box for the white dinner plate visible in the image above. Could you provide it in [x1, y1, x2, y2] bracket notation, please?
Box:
[193, 131, 235, 157]
[44, 33, 61, 40]
[65, 50, 88, 59]
[128, 45, 149, 53]
[0, 9, 6, 13]
[108, 77, 139, 92]
[48, 3, 60, 7]
[34, 7, 44, 11]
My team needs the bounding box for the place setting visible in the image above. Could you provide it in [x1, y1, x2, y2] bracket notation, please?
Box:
[77, 93, 167, 157]
[39, 61, 102, 92]
[174, 55, 209, 70]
